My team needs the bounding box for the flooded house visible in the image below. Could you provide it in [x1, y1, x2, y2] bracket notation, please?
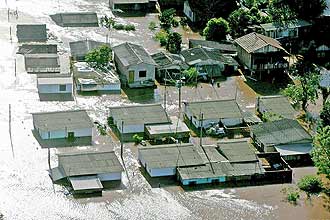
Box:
[112, 42, 156, 88]
[69, 40, 109, 61]
[17, 44, 58, 55]
[50, 12, 99, 27]
[37, 73, 74, 101]
[24, 53, 60, 74]
[188, 39, 237, 56]
[32, 110, 93, 144]
[109, 104, 171, 141]
[260, 20, 312, 41]
[180, 47, 238, 78]
[184, 99, 244, 130]
[109, 0, 156, 11]
[234, 32, 289, 81]
[177, 140, 265, 186]
[73, 62, 121, 93]
[250, 119, 313, 165]
[138, 143, 204, 177]
[151, 51, 188, 83]
[256, 95, 297, 120]
[50, 151, 123, 194]
[16, 24, 47, 43]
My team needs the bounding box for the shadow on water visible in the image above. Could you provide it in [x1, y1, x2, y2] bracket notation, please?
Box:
[123, 86, 160, 104]
[244, 77, 293, 96]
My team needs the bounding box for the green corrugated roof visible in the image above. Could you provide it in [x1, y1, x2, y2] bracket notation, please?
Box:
[258, 95, 297, 119]
[260, 20, 311, 31]
[217, 140, 258, 163]
[251, 119, 312, 146]
[184, 99, 243, 120]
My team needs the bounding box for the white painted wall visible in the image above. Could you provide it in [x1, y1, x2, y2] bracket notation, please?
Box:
[38, 127, 92, 139]
[149, 167, 176, 177]
[183, 1, 195, 22]
[128, 63, 155, 84]
[115, 119, 144, 134]
[38, 84, 73, 94]
[98, 172, 122, 181]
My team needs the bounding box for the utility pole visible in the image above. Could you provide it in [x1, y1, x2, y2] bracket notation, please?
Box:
[164, 70, 167, 110]
[199, 112, 203, 147]
[120, 120, 124, 161]
[176, 78, 182, 110]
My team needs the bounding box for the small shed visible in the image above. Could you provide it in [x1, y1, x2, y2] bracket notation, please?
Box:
[50, 12, 99, 27]
[184, 99, 243, 129]
[138, 143, 204, 177]
[16, 24, 47, 43]
[50, 151, 123, 194]
[109, 104, 171, 140]
[145, 116, 190, 143]
[32, 110, 93, 140]
[112, 42, 156, 88]
[250, 119, 312, 163]
[37, 74, 73, 101]
[69, 40, 109, 61]
[256, 95, 297, 119]
[24, 53, 60, 74]
[17, 44, 57, 55]
[109, 0, 156, 11]
[73, 62, 121, 93]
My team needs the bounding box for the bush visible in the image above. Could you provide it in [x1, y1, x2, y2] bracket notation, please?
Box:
[172, 18, 179, 27]
[107, 117, 114, 126]
[124, 24, 136, 31]
[97, 124, 107, 136]
[298, 175, 323, 195]
[113, 23, 125, 30]
[281, 187, 300, 204]
[148, 21, 157, 31]
[155, 30, 168, 46]
[180, 17, 188, 27]
[133, 134, 143, 144]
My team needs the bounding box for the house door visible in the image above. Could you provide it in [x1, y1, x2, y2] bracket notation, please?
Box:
[128, 70, 134, 83]
[67, 132, 75, 141]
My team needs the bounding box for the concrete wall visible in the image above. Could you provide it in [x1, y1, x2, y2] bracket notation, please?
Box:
[77, 82, 121, 92]
[114, 118, 144, 134]
[127, 63, 155, 86]
[98, 172, 122, 181]
[237, 46, 252, 69]
[38, 127, 92, 139]
[38, 84, 73, 94]
[181, 176, 226, 185]
[139, 152, 176, 177]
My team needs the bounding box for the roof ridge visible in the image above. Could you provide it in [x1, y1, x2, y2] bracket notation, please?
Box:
[126, 42, 143, 64]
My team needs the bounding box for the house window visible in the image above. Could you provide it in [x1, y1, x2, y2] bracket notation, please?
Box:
[139, 70, 147, 78]
[59, 84, 66, 91]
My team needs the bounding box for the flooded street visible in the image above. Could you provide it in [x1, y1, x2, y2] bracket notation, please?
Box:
[0, 0, 330, 219]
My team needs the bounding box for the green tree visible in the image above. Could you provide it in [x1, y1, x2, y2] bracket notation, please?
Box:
[298, 175, 323, 195]
[312, 126, 330, 178]
[228, 8, 252, 37]
[159, 8, 176, 30]
[187, 0, 238, 25]
[182, 67, 198, 84]
[166, 32, 182, 54]
[268, 0, 297, 27]
[320, 101, 330, 127]
[85, 45, 112, 69]
[203, 18, 230, 42]
[287, 0, 327, 20]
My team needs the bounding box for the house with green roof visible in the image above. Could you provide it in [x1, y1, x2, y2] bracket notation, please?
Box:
[50, 12, 99, 27]
[184, 99, 244, 130]
[250, 119, 312, 164]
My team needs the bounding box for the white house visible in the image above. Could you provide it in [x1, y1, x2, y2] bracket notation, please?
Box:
[73, 62, 121, 93]
[138, 143, 204, 177]
[37, 74, 73, 101]
[51, 151, 123, 193]
[183, 1, 196, 22]
[112, 42, 156, 88]
[184, 99, 243, 129]
[32, 110, 93, 140]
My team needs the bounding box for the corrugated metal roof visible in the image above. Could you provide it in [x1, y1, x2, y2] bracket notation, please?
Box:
[110, 104, 170, 125]
[138, 143, 204, 169]
[112, 0, 149, 4]
[184, 99, 243, 120]
[275, 143, 312, 156]
[69, 176, 103, 191]
[24, 53, 60, 73]
[234, 32, 287, 54]
[189, 39, 237, 53]
[59, 151, 123, 176]
[69, 40, 108, 59]
[112, 42, 156, 67]
[251, 119, 312, 146]
[260, 20, 312, 31]
[18, 44, 57, 54]
[16, 24, 47, 43]
[217, 140, 258, 163]
[50, 12, 99, 27]
[32, 110, 93, 132]
[146, 116, 190, 136]
[37, 76, 73, 85]
[257, 95, 297, 119]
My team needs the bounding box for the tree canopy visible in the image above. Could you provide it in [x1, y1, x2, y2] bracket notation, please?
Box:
[320, 101, 330, 127]
[166, 32, 182, 54]
[312, 126, 330, 179]
[203, 18, 230, 42]
[159, 8, 176, 30]
[188, 0, 238, 25]
[85, 45, 112, 69]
